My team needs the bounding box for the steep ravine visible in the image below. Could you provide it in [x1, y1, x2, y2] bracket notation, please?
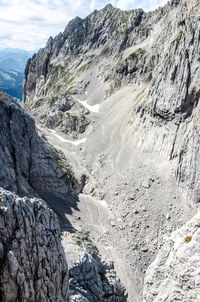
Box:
[20, 0, 200, 301]
[37, 90, 195, 301]
[0, 93, 127, 302]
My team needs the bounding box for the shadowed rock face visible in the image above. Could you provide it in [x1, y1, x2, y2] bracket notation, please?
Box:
[69, 253, 127, 302]
[0, 94, 126, 301]
[0, 188, 68, 302]
[0, 93, 71, 301]
[0, 92, 76, 197]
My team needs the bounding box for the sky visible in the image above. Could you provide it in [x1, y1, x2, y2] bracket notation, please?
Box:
[0, 0, 168, 51]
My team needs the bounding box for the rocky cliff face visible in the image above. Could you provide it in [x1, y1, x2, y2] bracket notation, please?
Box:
[143, 212, 200, 301]
[0, 92, 126, 301]
[0, 92, 72, 301]
[0, 92, 79, 198]
[133, 0, 200, 203]
[0, 188, 68, 302]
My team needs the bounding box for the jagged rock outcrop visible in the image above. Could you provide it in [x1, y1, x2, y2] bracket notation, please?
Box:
[62, 232, 127, 302]
[0, 188, 68, 302]
[69, 254, 126, 302]
[0, 92, 79, 197]
[143, 211, 200, 301]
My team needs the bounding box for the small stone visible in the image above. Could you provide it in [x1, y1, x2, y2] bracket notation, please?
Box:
[110, 221, 116, 227]
[166, 213, 171, 220]
[142, 180, 151, 189]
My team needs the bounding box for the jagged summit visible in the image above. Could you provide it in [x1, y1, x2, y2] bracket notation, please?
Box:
[103, 3, 114, 10]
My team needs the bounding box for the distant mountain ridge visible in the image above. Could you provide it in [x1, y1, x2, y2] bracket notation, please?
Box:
[0, 48, 32, 72]
[0, 48, 31, 99]
[0, 68, 23, 100]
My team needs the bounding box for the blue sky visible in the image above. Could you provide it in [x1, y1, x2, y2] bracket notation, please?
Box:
[0, 0, 168, 51]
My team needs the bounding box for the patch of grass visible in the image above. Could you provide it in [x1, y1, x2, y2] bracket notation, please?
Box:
[64, 112, 89, 127]
[184, 235, 192, 243]
[173, 31, 185, 46]
[64, 85, 73, 95]
[80, 114, 88, 122]
[58, 162, 76, 185]
[78, 60, 92, 72]
[129, 48, 146, 60]
[53, 64, 65, 75]
[140, 21, 145, 28]
[63, 75, 75, 95]
[48, 96, 57, 107]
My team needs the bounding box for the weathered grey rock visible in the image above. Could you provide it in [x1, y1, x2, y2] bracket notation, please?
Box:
[132, 0, 200, 203]
[0, 188, 68, 302]
[21, 0, 200, 300]
[0, 92, 78, 197]
[23, 0, 200, 204]
[69, 253, 127, 302]
[143, 212, 200, 301]
[23, 4, 162, 136]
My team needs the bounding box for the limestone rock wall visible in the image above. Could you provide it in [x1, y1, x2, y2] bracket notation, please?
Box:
[143, 212, 200, 301]
[133, 0, 200, 202]
[0, 188, 68, 302]
[0, 92, 76, 197]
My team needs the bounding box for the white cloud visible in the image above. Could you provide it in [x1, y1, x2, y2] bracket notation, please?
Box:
[0, 0, 168, 51]
[113, 0, 168, 10]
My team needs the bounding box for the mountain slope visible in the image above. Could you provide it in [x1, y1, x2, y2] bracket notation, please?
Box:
[0, 92, 126, 301]
[24, 0, 199, 204]
[23, 0, 199, 301]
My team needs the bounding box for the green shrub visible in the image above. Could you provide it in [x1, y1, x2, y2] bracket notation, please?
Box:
[173, 31, 185, 46]
[129, 48, 146, 60]
[184, 235, 192, 243]
[58, 162, 76, 185]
